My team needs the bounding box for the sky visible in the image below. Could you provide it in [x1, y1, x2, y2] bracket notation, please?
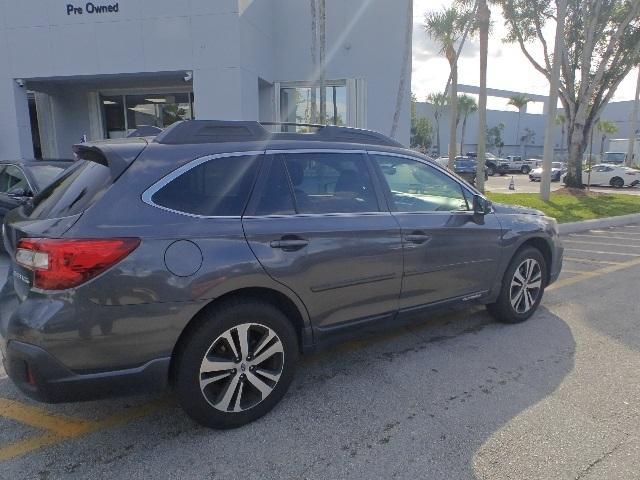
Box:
[412, 0, 640, 112]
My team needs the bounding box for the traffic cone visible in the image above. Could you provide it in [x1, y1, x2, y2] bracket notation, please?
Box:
[508, 176, 515, 190]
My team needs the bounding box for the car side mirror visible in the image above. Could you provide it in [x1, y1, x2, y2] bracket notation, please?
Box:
[472, 195, 491, 223]
[7, 187, 32, 199]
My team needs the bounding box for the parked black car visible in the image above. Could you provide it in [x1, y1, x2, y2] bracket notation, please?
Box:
[0, 159, 73, 230]
[1, 121, 563, 429]
[465, 152, 508, 176]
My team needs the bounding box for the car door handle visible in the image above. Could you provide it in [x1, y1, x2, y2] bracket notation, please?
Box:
[270, 238, 309, 250]
[404, 232, 431, 245]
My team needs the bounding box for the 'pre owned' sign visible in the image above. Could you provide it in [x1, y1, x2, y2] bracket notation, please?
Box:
[67, 2, 119, 15]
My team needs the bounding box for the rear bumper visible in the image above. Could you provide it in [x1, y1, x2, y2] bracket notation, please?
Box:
[2, 340, 170, 403]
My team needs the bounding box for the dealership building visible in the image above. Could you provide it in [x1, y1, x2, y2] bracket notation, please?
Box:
[0, 0, 411, 159]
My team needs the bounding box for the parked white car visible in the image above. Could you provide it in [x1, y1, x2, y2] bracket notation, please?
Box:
[563, 164, 640, 188]
[529, 162, 567, 182]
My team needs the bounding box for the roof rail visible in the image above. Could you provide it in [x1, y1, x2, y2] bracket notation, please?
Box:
[153, 120, 403, 148]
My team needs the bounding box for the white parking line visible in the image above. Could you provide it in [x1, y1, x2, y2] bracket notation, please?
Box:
[565, 248, 640, 257]
[569, 233, 640, 241]
[565, 240, 640, 248]
[563, 257, 622, 265]
[588, 230, 640, 236]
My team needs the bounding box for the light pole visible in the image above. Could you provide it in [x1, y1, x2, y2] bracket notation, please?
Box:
[540, 0, 566, 201]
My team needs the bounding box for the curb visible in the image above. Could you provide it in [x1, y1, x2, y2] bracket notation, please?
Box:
[558, 213, 640, 234]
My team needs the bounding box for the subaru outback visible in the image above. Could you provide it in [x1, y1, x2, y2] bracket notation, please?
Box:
[0, 120, 563, 428]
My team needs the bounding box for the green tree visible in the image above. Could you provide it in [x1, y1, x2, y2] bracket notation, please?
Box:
[427, 92, 448, 156]
[411, 117, 434, 150]
[495, 0, 640, 188]
[425, 6, 474, 168]
[596, 120, 619, 158]
[486, 123, 506, 156]
[457, 94, 478, 154]
[411, 93, 433, 150]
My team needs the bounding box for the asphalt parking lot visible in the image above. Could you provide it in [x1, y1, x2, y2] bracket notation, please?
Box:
[485, 173, 640, 195]
[1, 225, 640, 479]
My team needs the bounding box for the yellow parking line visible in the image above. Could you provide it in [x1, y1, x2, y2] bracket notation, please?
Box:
[0, 433, 63, 462]
[0, 396, 173, 462]
[0, 398, 95, 436]
[549, 257, 640, 291]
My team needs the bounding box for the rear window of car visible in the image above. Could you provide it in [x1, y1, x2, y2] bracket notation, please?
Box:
[27, 164, 69, 190]
[27, 160, 113, 219]
[150, 154, 261, 216]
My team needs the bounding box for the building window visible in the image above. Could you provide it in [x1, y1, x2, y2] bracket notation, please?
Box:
[101, 93, 194, 139]
[279, 82, 347, 132]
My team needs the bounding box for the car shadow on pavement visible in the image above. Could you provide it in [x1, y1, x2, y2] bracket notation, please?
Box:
[1, 304, 575, 480]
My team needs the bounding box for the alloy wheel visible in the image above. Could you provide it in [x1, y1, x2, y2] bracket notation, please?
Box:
[199, 323, 284, 413]
[510, 259, 542, 314]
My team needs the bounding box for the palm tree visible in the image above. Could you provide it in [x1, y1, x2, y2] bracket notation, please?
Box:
[555, 114, 567, 155]
[427, 92, 448, 156]
[597, 120, 618, 159]
[425, 6, 474, 169]
[457, 94, 478, 154]
[507, 94, 531, 144]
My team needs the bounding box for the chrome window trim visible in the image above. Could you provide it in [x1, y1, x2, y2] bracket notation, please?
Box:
[141, 150, 265, 219]
[266, 149, 366, 155]
[243, 212, 392, 220]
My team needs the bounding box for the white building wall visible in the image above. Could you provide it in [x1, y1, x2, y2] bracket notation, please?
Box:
[0, 0, 410, 158]
[273, 0, 411, 141]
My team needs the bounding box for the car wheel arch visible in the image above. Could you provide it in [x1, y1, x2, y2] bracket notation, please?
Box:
[512, 237, 553, 285]
[168, 286, 311, 386]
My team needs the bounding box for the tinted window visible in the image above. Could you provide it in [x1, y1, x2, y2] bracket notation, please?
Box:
[0, 165, 28, 193]
[28, 161, 112, 219]
[282, 153, 379, 214]
[254, 159, 296, 216]
[152, 155, 260, 216]
[28, 165, 68, 190]
[372, 155, 469, 212]
[454, 159, 475, 169]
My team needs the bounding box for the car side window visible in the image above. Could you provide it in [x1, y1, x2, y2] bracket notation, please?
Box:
[281, 152, 379, 214]
[371, 155, 470, 212]
[0, 165, 29, 193]
[253, 158, 296, 216]
[151, 154, 260, 216]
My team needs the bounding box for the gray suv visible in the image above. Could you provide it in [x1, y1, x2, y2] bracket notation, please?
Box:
[0, 121, 563, 428]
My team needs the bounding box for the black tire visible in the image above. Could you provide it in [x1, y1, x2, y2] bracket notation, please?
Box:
[520, 165, 531, 174]
[486, 247, 547, 324]
[487, 167, 495, 176]
[610, 177, 624, 189]
[174, 299, 298, 429]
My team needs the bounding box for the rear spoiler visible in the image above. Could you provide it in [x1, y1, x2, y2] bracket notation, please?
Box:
[72, 138, 148, 179]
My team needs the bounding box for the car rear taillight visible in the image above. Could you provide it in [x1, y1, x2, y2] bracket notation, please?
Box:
[16, 238, 140, 290]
